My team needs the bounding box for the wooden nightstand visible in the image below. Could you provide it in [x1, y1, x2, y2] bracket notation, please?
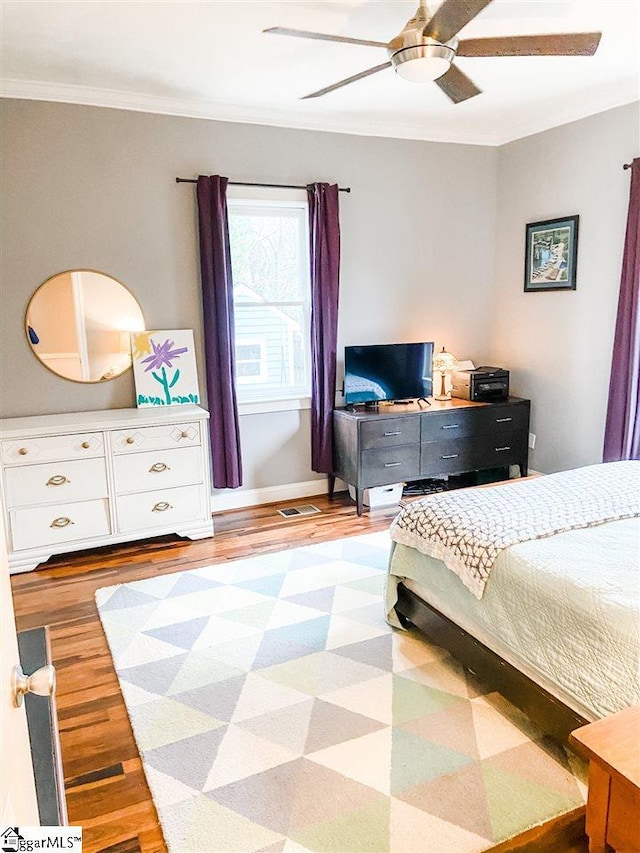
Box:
[570, 705, 640, 853]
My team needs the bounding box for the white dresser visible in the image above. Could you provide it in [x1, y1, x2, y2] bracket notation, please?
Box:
[0, 405, 213, 573]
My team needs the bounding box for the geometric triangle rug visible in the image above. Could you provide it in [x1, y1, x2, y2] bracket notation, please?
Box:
[95, 531, 586, 852]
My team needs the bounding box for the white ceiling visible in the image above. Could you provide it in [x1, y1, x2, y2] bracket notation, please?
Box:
[1, 0, 638, 145]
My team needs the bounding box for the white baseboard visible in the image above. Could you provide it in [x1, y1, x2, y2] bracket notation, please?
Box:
[211, 478, 346, 512]
[211, 470, 543, 513]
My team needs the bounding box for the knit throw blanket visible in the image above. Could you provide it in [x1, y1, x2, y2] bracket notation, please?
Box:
[390, 461, 640, 599]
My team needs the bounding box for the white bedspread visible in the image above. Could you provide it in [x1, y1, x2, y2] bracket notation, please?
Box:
[390, 461, 640, 598]
[386, 518, 640, 719]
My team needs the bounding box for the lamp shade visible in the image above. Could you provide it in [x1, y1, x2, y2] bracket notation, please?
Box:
[433, 347, 459, 374]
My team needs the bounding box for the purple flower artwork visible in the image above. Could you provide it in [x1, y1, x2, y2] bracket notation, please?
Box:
[141, 339, 189, 373]
[131, 330, 200, 408]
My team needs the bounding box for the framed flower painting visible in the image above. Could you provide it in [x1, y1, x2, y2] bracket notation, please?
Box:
[131, 329, 200, 407]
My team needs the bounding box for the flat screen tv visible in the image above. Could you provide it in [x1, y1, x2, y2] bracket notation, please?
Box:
[344, 342, 434, 405]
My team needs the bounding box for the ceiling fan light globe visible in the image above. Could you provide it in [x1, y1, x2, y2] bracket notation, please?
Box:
[390, 43, 455, 82]
[395, 55, 450, 82]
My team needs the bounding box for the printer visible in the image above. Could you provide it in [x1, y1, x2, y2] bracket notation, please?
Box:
[451, 366, 509, 402]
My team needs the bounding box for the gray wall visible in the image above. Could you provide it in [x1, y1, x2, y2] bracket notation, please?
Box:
[0, 99, 498, 491]
[490, 102, 639, 474]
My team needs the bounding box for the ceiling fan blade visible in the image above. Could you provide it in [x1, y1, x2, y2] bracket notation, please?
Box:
[263, 27, 388, 49]
[435, 64, 482, 104]
[458, 32, 602, 57]
[301, 61, 392, 99]
[423, 0, 493, 43]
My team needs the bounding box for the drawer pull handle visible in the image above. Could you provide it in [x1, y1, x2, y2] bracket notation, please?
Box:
[18, 447, 28, 456]
[442, 424, 459, 430]
[441, 454, 459, 459]
[384, 462, 402, 468]
[50, 517, 73, 529]
[149, 462, 170, 473]
[152, 501, 172, 512]
[495, 446, 511, 452]
[496, 417, 512, 423]
[126, 437, 135, 445]
[383, 431, 402, 437]
[180, 431, 190, 439]
[46, 475, 69, 486]
[81, 441, 91, 449]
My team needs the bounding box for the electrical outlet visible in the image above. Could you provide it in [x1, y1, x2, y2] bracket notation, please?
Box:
[528, 433, 536, 450]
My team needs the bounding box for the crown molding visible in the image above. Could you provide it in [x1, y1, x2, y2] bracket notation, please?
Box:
[491, 81, 640, 146]
[1, 77, 638, 148]
[0, 78, 501, 145]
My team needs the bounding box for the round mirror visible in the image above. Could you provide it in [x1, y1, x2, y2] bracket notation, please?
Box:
[26, 270, 145, 383]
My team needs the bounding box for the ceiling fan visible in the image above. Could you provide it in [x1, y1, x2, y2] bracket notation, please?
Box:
[264, 0, 602, 103]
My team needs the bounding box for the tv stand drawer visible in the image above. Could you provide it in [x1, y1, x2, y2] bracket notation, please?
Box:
[360, 416, 420, 450]
[421, 440, 476, 477]
[360, 445, 420, 486]
[420, 408, 479, 441]
[473, 431, 528, 470]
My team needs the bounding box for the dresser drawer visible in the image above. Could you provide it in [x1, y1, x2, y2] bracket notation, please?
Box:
[10, 499, 111, 551]
[112, 422, 201, 454]
[114, 446, 203, 494]
[472, 404, 530, 436]
[420, 408, 481, 442]
[116, 484, 206, 533]
[4, 458, 108, 508]
[1, 433, 104, 466]
[360, 445, 420, 487]
[472, 431, 528, 470]
[421, 440, 477, 477]
[360, 416, 421, 450]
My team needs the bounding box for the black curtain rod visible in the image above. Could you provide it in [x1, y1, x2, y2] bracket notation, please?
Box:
[623, 162, 633, 170]
[176, 177, 351, 193]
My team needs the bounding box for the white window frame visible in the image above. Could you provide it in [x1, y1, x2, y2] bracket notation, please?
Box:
[228, 186, 312, 415]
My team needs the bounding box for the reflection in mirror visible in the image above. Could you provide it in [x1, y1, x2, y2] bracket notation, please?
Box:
[26, 271, 145, 383]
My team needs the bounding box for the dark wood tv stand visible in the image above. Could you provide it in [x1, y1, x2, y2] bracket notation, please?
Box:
[329, 397, 530, 515]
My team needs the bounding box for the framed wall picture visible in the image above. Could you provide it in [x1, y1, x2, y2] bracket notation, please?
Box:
[524, 215, 579, 292]
[131, 329, 200, 407]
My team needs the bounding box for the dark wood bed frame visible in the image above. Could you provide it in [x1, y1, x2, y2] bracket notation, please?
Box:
[394, 583, 589, 745]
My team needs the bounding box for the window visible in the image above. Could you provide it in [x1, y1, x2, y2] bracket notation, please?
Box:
[228, 188, 311, 410]
[235, 339, 267, 384]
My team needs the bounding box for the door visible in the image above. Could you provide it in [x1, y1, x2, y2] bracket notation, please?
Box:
[0, 503, 39, 824]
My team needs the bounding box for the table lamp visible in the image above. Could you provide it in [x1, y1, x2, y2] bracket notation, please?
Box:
[433, 347, 459, 401]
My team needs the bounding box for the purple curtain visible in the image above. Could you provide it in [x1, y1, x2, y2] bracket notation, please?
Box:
[603, 158, 640, 462]
[308, 183, 341, 474]
[196, 175, 242, 488]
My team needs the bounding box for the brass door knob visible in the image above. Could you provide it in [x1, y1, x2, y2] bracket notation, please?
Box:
[81, 441, 90, 449]
[12, 663, 56, 708]
[18, 447, 28, 455]
[126, 437, 135, 445]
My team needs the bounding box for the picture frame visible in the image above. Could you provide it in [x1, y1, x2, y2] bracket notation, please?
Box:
[524, 215, 579, 292]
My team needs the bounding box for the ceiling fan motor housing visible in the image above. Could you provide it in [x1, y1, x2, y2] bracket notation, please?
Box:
[388, 1, 459, 83]
[389, 40, 457, 81]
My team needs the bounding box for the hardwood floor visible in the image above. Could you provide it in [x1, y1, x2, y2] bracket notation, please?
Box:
[11, 492, 587, 853]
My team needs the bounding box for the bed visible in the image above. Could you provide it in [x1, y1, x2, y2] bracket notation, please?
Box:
[385, 461, 640, 739]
